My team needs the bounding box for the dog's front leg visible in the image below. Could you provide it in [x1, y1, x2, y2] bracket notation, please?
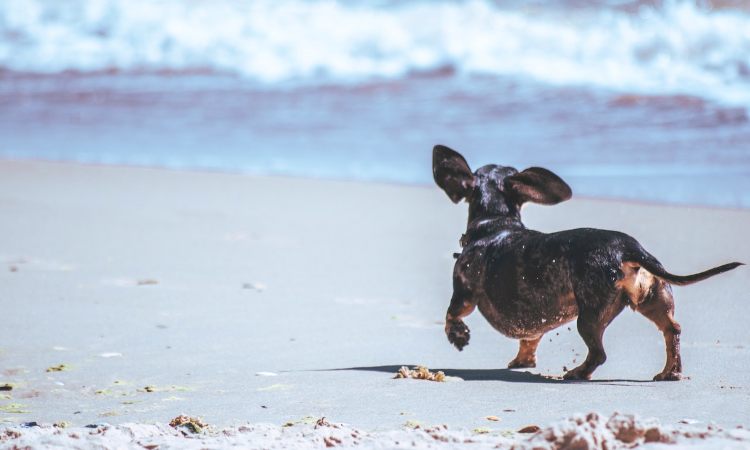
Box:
[445, 292, 476, 351]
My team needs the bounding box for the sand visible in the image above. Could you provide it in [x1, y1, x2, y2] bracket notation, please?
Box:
[3, 413, 750, 449]
[0, 160, 748, 448]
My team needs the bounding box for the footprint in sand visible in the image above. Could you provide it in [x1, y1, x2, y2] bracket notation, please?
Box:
[242, 282, 266, 292]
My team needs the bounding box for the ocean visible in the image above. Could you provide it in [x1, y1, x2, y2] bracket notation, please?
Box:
[1, 0, 749, 207]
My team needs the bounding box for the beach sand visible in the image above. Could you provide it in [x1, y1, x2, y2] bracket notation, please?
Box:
[1, 160, 748, 448]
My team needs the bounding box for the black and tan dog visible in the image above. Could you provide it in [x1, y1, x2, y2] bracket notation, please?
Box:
[433, 145, 742, 381]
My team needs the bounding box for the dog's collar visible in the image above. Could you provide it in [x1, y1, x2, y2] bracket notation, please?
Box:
[461, 217, 523, 247]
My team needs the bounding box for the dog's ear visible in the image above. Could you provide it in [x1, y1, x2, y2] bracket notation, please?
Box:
[433, 145, 475, 203]
[505, 167, 572, 205]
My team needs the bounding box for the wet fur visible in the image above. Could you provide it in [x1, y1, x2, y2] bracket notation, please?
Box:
[434, 145, 743, 381]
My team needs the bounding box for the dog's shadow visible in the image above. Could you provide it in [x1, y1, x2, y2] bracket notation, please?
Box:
[322, 365, 654, 386]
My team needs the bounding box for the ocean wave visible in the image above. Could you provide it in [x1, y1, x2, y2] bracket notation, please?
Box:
[1, 0, 749, 105]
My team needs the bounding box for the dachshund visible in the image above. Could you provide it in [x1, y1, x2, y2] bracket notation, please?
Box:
[433, 144, 742, 381]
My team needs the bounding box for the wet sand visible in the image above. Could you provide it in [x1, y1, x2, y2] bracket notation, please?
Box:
[0, 160, 748, 447]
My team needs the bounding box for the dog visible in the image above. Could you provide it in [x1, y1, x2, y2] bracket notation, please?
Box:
[433, 145, 742, 381]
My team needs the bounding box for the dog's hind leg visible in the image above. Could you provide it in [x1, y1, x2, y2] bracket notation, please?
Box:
[637, 281, 682, 381]
[564, 298, 626, 380]
[507, 336, 542, 368]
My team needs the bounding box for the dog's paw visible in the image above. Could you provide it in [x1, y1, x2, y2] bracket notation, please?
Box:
[562, 366, 592, 381]
[447, 321, 470, 351]
[507, 358, 536, 369]
[653, 371, 682, 382]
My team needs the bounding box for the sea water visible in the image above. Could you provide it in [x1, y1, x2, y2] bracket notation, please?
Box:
[0, 0, 748, 207]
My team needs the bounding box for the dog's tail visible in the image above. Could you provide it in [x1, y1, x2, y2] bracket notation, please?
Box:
[630, 253, 743, 286]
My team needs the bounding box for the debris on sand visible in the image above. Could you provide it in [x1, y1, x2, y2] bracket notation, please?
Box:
[138, 384, 191, 394]
[283, 416, 320, 428]
[0, 384, 13, 391]
[315, 417, 340, 429]
[45, 364, 70, 372]
[169, 415, 207, 434]
[403, 420, 422, 429]
[679, 418, 700, 425]
[0, 403, 29, 414]
[485, 416, 501, 422]
[394, 366, 446, 382]
[2, 429, 21, 439]
[136, 279, 158, 286]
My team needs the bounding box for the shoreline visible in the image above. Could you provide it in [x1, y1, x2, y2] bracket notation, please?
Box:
[1, 157, 747, 213]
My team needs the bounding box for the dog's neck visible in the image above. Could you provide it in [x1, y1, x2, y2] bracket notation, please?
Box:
[461, 215, 525, 247]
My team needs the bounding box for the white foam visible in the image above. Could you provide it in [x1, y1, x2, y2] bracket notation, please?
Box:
[1, 0, 749, 105]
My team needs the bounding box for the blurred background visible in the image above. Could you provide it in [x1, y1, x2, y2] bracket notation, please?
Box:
[0, 0, 748, 208]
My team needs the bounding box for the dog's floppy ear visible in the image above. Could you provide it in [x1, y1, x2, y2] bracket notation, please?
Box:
[433, 145, 475, 203]
[505, 167, 572, 205]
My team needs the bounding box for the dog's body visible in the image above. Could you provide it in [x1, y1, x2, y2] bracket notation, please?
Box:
[433, 145, 742, 381]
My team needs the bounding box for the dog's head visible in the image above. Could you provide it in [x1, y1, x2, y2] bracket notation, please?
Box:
[432, 145, 572, 221]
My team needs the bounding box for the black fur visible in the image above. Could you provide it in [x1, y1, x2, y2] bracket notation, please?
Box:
[433, 144, 743, 381]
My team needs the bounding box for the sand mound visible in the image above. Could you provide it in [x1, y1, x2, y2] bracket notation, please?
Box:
[1, 412, 748, 449]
